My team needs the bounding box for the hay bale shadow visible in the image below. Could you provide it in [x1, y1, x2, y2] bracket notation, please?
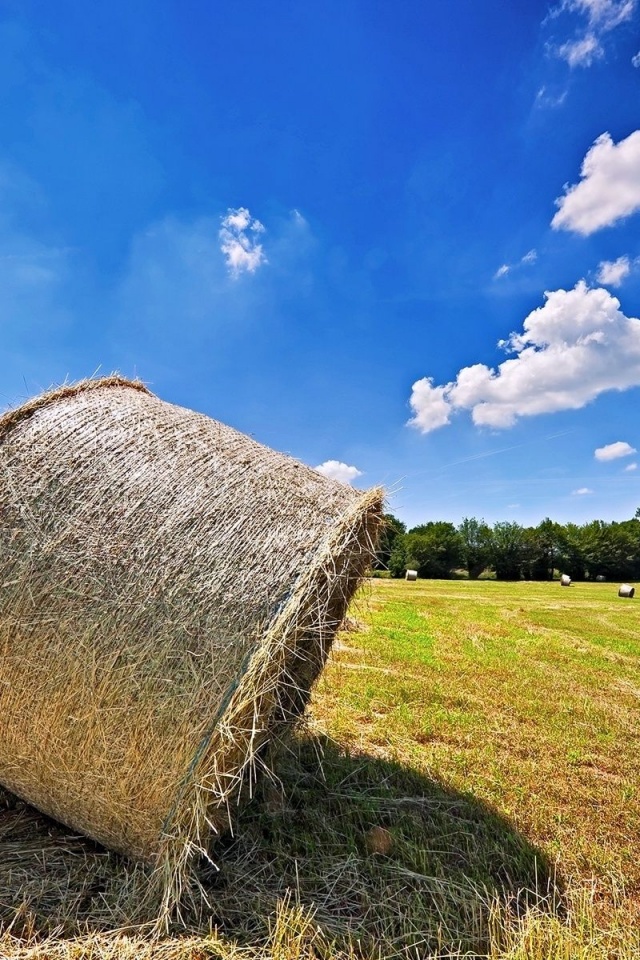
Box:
[0, 733, 563, 956]
[204, 734, 563, 956]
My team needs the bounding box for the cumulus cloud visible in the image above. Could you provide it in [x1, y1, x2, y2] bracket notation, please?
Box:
[315, 460, 363, 485]
[625, 461, 638, 470]
[408, 281, 640, 433]
[407, 378, 452, 432]
[552, 131, 640, 235]
[219, 207, 267, 277]
[633, 50, 640, 66]
[494, 264, 510, 279]
[572, 487, 594, 495]
[551, 0, 636, 66]
[596, 256, 632, 286]
[594, 440, 637, 460]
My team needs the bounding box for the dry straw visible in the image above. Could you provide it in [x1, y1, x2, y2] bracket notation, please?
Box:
[0, 376, 383, 921]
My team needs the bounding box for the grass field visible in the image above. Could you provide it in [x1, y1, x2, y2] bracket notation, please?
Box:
[1, 577, 639, 958]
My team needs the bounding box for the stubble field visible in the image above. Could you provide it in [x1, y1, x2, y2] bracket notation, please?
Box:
[1, 577, 639, 958]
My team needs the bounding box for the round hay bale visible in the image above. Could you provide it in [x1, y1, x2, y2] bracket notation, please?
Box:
[405, 569, 418, 581]
[618, 584, 635, 598]
[560, 574, 571, 586]
[595, 575, 606, 582]
[0, 377, 383, 911]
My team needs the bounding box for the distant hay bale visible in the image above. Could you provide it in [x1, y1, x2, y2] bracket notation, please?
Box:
[618, 584, 635, 598]
[596, 575, 606, 582]
[405, 569, 418, 582]
[0, 376, 383, 916]
[560, 574, 571, 586]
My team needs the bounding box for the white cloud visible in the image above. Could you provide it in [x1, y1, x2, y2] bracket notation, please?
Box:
[596, 256, 632, 286]
[572, 487, 594, 495]
[594, 440, 637, 460]
[219, 207, 267, 277]
[407, 377, 453, 433]
[493, 250, 537, 280]
[625, 461, 638, 471]
[633, 50, 640, 66]
[551, 0, 636, 66]
[408, 282, 640, 433]
[314, 460, 363, 485]
[565, 0, 636, 29]
[223, 208, 252, 232]
[115, 208, 311, 361]
[557, 32, 603, 66]
[552, 131, 640, 235]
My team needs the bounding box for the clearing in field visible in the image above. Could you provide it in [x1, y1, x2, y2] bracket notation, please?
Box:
[1, 577, 639, 958]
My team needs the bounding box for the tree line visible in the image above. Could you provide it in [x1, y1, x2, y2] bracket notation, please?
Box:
[376, 511, 640, 582]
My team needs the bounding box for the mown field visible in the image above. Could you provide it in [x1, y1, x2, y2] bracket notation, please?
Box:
[1, 578, 639, 959]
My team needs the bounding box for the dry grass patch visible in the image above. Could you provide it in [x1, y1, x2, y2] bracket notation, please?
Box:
[1, 578, 639, 957]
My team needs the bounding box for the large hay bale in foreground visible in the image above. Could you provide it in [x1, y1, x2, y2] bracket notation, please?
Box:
[0, 377, 383, 910]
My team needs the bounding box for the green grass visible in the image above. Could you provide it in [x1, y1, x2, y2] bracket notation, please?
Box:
[326, 581, 640, 887]
[1, 578, 639, 958]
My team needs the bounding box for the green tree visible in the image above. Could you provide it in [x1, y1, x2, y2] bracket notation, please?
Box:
[490, 521, 526, 580]
[388, 535, 408, 578]
[580, 520, 638, 581]
[458, 517, 492, 579]
[561, 523, 588, 581]
[405, 522, 463, 579]
[374, 514, 406, 576]
[526, 518, 567, 580]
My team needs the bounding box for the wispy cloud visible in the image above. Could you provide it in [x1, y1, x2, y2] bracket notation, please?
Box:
[0, 162, 77, 375]
[552, 131, 640, 235]
[633, 50, 640, 66]
[557, 32, 603, 66]
[315, 460, 363, 485]
[624, 462, 638, 471]
[594, 440, 637, 460]
[408, 282, 640, 433]
[219, 207, 267, 277]
[113, 208, 312, 366]
[549, 0, 636, 67]
[493, 249, 537, 280]
[567, 0, 636, 30]
[572, 486, 594, 495]
[535, 85, 568, 108]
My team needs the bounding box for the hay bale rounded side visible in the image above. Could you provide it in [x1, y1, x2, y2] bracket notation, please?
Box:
[405, 569, 418, 582]
[0, 377, 383, 911]
[618, 583, 635, 598]
[560, 574, 571, 586]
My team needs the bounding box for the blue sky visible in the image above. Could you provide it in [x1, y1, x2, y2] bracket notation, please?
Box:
[1, 0, 640, 528]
